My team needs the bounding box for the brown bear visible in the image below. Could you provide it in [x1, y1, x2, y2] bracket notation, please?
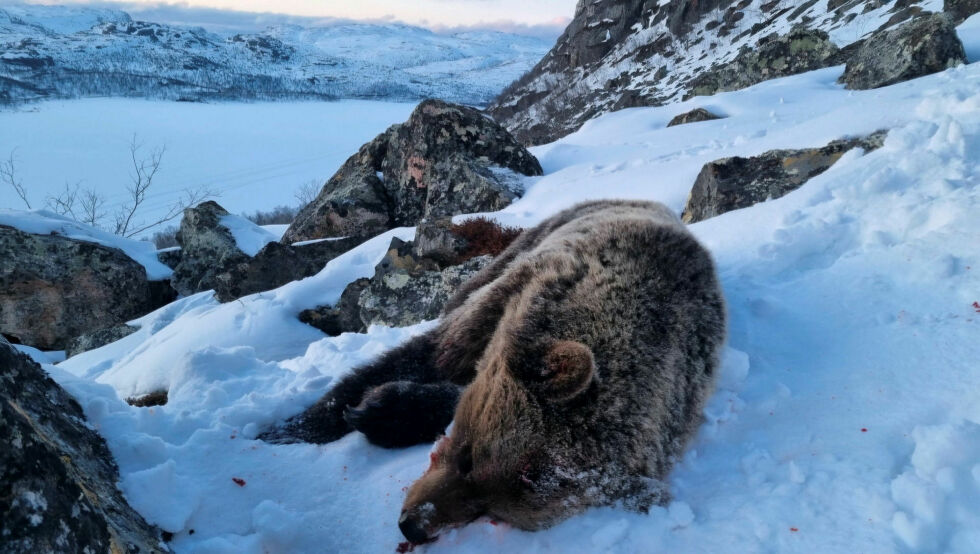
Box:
[260, 199, 726, 543]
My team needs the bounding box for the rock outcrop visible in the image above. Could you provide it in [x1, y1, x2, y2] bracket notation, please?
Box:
[65, 324, 138, 358]
[685, 29, 841, 99]
[0, 225, 174, 350]
[488, 0, 956, 145]
[358, 238, 491, 329]
[667, 107, 724, 127]
[212, 236, 362, 302]
[945, 0, 980, 24]
[171, 201, 250, 297]
[282, 99, 541, 243]
[682, 131, 887, 223]
[0, 336, 165, 553]
[840, 13, 967, 90]
[299, 218, 516, 335]
[172, 201, 358, 301]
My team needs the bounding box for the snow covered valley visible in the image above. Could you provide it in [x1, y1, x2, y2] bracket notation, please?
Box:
[13, 55, 976, 553]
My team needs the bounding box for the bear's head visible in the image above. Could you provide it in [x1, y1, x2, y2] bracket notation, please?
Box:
[399, 339, 596, 544]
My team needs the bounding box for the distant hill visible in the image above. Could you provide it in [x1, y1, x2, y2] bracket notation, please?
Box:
[0, 4, 552, 106]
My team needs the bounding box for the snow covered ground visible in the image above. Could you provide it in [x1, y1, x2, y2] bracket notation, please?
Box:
[34, 35, 980, 554]
[0, 99, 415, 237]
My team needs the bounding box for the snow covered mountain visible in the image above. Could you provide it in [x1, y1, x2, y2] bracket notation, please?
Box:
[488, 0, 960, 144]
[0, 4, 551, 105]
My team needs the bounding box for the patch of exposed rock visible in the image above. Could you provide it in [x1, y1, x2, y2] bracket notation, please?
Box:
[65, 324, 139, 358]
[682, 131, 887, 223]
[685, 29, 841, 99]
[944, 0, 980, 24]
[282, 99, 542, 243]
[0, 225, 175, 350]
[212, 236, 362, 302]
[667, 107, 724, 127]
[171, 201, 250, 297]
[840, 13, 967, 90]
[299, 218, 509, 335]
[0, 336, 166, 553]
[172, 201, 359, 301]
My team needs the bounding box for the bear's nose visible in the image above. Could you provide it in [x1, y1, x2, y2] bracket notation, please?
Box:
[398, 512, 430, 544]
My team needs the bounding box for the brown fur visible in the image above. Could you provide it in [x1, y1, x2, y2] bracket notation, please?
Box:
[260, 200, 726, 543]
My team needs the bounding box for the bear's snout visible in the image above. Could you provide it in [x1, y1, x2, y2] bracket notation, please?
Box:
[398, 510, 432, 544]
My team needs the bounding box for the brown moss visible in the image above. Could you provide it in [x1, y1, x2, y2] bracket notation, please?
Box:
[450, 217, 522, 261]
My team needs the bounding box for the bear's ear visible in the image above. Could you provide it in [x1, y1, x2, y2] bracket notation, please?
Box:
[536, 340, 596, 402]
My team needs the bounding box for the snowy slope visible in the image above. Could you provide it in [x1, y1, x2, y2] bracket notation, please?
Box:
[47, 38, 980, 554]
[0, 4, 550, 106]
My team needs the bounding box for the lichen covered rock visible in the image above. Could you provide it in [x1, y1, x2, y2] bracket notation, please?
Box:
[171, 201, 249, 297]
[0, 225, 173, 350]
[682, 131, 887, 223]
[667, 107, 724, 127]
[0, 336, 165, 553]
[65, 324, 138, 358]
[282, 99, 542, 243]
[686, 29, 841, 99]
[840, 13, 967, 90]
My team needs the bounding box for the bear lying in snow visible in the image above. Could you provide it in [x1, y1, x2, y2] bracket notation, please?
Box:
[260, 199, 726, 543]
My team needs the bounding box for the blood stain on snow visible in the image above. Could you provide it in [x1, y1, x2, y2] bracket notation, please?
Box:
[232, 477, 246, 487]
[790, 527, 799, 532]
[861, 428, 868, 433]
[972, 301, 980, 312]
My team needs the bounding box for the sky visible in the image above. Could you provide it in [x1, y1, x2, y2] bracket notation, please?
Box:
[19, 0, 579, 37]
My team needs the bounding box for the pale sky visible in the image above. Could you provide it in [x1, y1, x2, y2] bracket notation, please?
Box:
[23, 0, 579, 36]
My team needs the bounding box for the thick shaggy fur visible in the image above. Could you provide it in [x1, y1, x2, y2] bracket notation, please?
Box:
[260, 200, 726, 541]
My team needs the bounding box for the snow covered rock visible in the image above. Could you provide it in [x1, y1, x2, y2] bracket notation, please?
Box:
[298, 277, 370, 336]
[0, 224, 175, 350]
[64, 324, 138, 358]
[666, 107, 724, 128]
[685, 29, 841, 99]
[212, 236, 362, 302]
[283, 99, 542, 243]
[171, 201, 251, 297]
[682, 131, 887, 223]
[841, 13, 968, 90]
[0, 336, 164, 553]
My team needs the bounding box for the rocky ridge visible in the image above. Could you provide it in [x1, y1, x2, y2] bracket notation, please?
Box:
[488, 0, 973, 145]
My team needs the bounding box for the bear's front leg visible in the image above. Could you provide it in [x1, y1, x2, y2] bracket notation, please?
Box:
[345, 381, 461, 448]
[259, 330, 442, 444]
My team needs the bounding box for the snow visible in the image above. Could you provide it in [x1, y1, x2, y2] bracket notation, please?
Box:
[958, 12, 980, 63]
[0, 99, 415, 239]
[220, 214, 278, 256]
[44, 43, 980, 554]
[260, 224, 290, 241]
[13, 344, 65, 365]
[0, 209, 173, 280]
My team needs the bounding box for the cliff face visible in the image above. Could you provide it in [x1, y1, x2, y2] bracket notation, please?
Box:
[487, 0, 954, 145]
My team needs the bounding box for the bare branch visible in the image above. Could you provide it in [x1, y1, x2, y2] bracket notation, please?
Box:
[2, 149, 31, 209]
[115, 135, 166, 236]
[295, 178, 321, 206]
[120, 185, 218, 238]
[45, 181, 82, 220]
[78, 188, 107, 227]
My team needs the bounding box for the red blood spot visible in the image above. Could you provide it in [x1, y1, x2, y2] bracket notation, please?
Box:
[790, 527, 799, 532]
[232, 477, 246, 487]
[489, 520, 499, 526]
[972, 301, 980, 313]
[861, 428, 868, 433]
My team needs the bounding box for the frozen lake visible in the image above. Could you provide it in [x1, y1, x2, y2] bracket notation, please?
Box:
[0, 98, 416, 236]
